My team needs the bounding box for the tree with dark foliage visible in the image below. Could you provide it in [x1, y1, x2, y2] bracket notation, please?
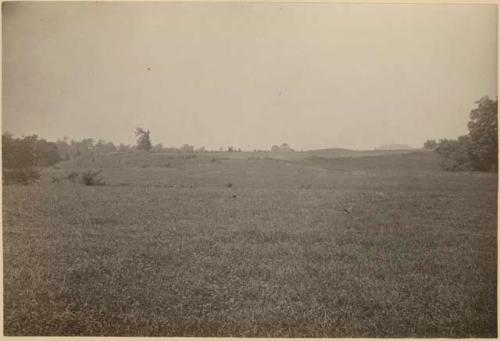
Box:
[135, 128, 152, 151]
[435, 136, 472, 171]
[467, 96, 498, 171]
[2, 133, 60, 184]
[34, 137, 61, 167]
[423, 139, 438, 150]
[434, 97, 497, 172]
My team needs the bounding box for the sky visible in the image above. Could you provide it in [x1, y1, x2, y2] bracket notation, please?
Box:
[2, 2, 497, 151]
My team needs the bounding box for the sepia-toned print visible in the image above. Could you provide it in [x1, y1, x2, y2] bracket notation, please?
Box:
[2, 2, 497, 337]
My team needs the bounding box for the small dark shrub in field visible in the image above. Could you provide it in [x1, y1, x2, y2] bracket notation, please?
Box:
[301, 184, 312, 189]
[66, 172, 79, 183]
[3, 168, 40, 185]
[80, 170, 105, 186]
[211, 157, 218, 163]
[227, 182, 233, 188]
[66, 170, 105, 186]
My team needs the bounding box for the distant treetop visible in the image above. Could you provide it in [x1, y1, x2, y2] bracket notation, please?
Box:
[135, 128, 152, 151]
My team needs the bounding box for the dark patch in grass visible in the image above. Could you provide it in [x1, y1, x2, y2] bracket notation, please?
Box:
[89, 217, 120, 226]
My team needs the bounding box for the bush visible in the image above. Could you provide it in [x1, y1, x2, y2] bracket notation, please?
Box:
[2, 133, 60, 184]
[2, 133, 60, 169]
[435, 137, 472, 171]
[3, 133, 37, 170]
[35, 139, 61, 167]
[423, 139, 438, 150]
[3, 168, 40, 185]
[66, 171, 79, 183]
[80, 170, 105, 186]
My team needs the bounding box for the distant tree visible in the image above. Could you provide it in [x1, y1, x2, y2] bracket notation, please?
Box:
[118, 143, 131, 152]
[279, 143, 293, 152]
[196, 146, 206, 153]
[67, 138, 95, 157]
[152, 143, 164, 152]
[2, 132, 35, 170]
[435, 136, 472, 171]
[33, 137, 61, 167]
[95, 139, 106, 149]
[105, 142, 117, 152]
[467, 96, 498, 171]
[2, 133, 61, 184]
[80, 138, 95, 152]
[135, 128, 152, 151]
[227, 146, 234, 152]
[423, 139, 438, 150]
[434, 97, 498, 172]
[55, 138, 71, 160]
[181, 144, 194, 153]
[271, 143, 293, 152]
[69, 140, 80, 157]
[3, 133, 60, 168]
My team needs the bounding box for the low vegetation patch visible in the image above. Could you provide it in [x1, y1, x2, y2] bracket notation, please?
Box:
[80, 170, 106, 186]
[3, 168, 40, 185]
[65, 170, 106, 186]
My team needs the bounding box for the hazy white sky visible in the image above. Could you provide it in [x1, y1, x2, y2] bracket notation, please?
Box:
[3, 2, 497, 150]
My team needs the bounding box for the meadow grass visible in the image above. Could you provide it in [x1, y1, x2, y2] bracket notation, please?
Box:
[2, 151, 497, 336]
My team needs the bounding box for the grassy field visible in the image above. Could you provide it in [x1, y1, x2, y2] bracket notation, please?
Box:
[2, 150, 497, 337]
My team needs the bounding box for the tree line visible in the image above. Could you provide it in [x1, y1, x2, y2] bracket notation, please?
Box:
[423, 96, 497, 171]
[3, 96, 495, 184]
[1, 127, 296, 184]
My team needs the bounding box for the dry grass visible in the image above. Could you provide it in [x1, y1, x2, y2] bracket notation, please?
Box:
[2, 151, 497, 336]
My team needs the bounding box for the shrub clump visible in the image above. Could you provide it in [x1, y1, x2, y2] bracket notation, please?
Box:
[435, 136, 473, 171]
[3, 169, 40, 185]
[2, 133, 59, 185]
[80, 170, 106, 186]
[66, 170, 105, 186]
[433, 97, 497, 172]
[66, 171, 79, 183]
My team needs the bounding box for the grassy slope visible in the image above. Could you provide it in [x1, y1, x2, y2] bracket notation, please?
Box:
[2, 150, 497, 337]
